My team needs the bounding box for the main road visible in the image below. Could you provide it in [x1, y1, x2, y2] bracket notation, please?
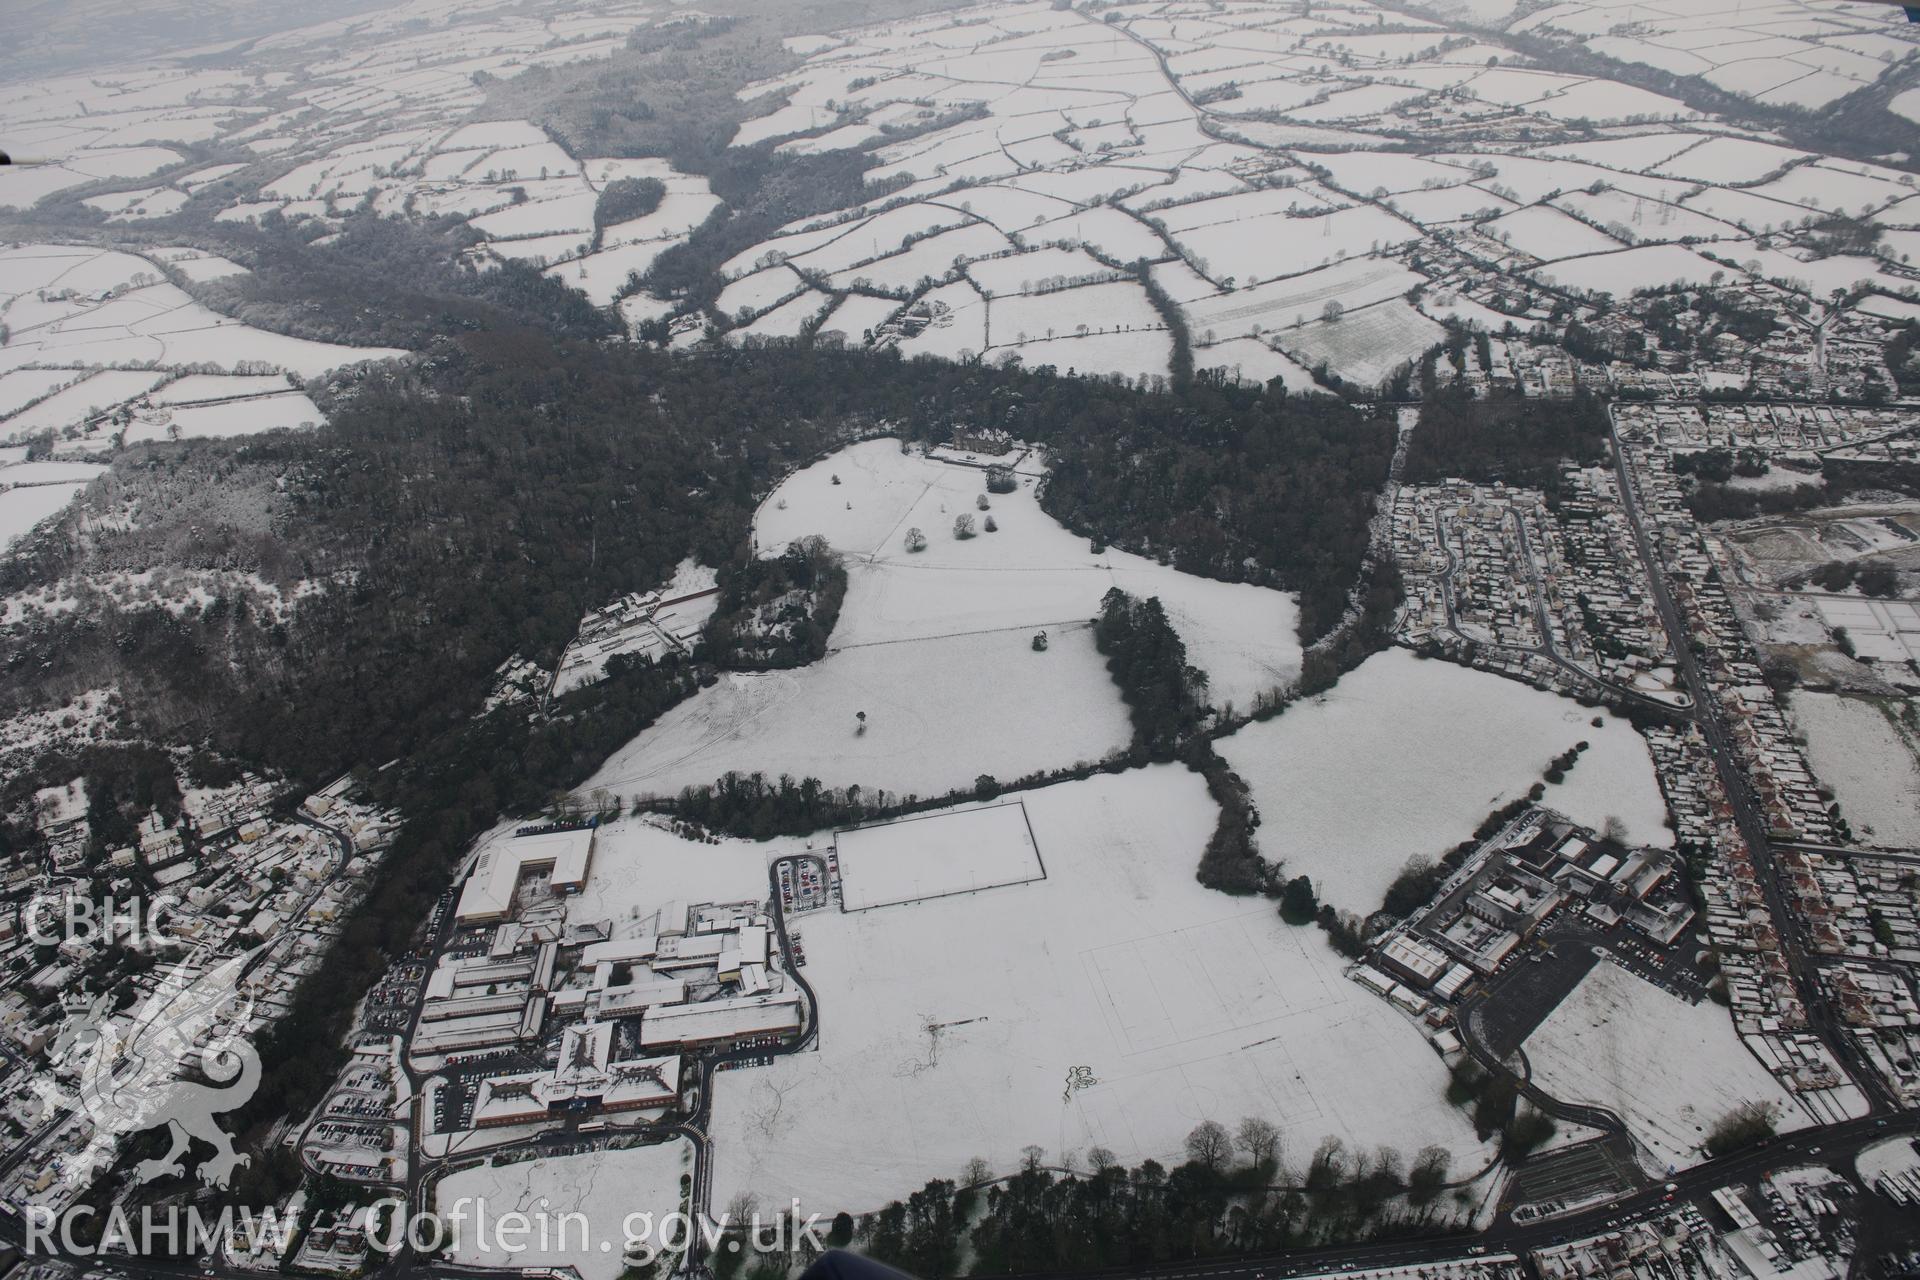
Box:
[995, 1110, 1919, 1280]
[3, 1106, 1911, 1280]
[1604, 408, 1893, 1114]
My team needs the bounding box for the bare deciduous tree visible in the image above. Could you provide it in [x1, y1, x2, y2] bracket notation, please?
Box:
[1186, 1120, 1230, 1171]
[1408, 1145, 1451, 1205]
[1235, 1116, 1281, 1170]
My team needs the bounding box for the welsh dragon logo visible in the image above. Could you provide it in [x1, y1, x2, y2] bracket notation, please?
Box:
[35, 948, 264, 1191]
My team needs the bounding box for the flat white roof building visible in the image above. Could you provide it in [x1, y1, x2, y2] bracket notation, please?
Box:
[640, 991, 802, 1049]
[455, 828, 596, 925]
[581, 935, 660, 967]
[595, 974, 689, 1018]
[411, 1011, 525, 1058]
[653, 932, 728, 972]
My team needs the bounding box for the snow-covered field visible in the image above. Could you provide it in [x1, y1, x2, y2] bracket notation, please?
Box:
[995, 328, 1175, 380]
[968, 247, 1120, 298]
[0, 0, 1913, 395]
[1530, 244, 1727, 295]
[754, 440, 1302, 712]
[149, 374, 298, 404]
[709, 767, 1491, 1214]
[0, 0, 719, 327]
[129, 392, 323, 443]
[1194, 338, 1325, 392]
[716, 267, 806, 321]
[837, 801, 1044, 911]
[1216, 650, 1672, 917]
[579, 623, 1130, 801]
[167, 251, 251, 284]
[0, 473, 100, 550]
[1486, 206, 1623, 261]
[1164, 205, 1422, 285]
[1788, 693, 1920, 849]
[436, 1141, 692, 1280]
[732, 291, 831, 342]
[1522, 961, 1810, 1173]
[0, 244, 402, 390]
[0, 370, 170, 441]
[0, 244, 377, 450]
[0, 371, 79, 419]
[1275, 302, 1446, 387]
[646, 0, 1920, 386]
[582, 439, 1303, 801]
[0, 145, 185, 211]
[1186, 260, 1424, 343]
[816, 294, 901, 346]
[577, 429, 1305, 873]
[992, 280, 1161, 346]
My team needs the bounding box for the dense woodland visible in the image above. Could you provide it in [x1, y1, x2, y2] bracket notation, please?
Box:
[1194, 751, 1267, 896]
[1046, 379, 1394, 639]
[642, 148, 911, 318]
[4, 338, 795, 779]
[1403, 388, 1612, 496]
[5, 342, 1395, 785]
[1888, 321, 1920, 396]
[1094, 588, 1207, 761]
[492, 0, 965, 171]
[593, 176, 666, 230]
[1682, 451, 1920, 524]
[705, 535, 847, 668]
[198, 215, 618, 349]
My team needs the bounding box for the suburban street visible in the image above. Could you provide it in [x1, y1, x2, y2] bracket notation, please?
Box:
[1606, 409, 1897, 1116]
[1418, 496, 1679, 715]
